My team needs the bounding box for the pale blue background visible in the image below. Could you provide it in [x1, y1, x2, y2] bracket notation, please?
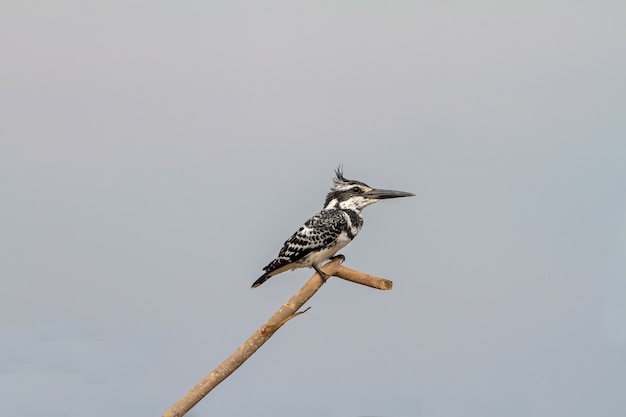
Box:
[1, 2, 625, 416]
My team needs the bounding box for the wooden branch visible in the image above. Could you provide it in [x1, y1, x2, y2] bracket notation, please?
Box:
[333, 264, 393, 290]
[161, 259, 392, 417]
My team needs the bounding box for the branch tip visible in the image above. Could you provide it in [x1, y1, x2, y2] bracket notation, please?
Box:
[260, 306, 312, 335]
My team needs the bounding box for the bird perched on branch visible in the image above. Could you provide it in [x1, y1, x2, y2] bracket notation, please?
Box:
[252, 167, 414, 288]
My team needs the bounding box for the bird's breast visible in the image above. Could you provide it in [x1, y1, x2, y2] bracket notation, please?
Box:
[341, 209, 363, 239]
[303, 232, 352, 266]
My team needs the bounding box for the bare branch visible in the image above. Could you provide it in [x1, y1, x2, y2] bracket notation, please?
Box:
[333, 264, 393, 290]
[161, 259, 392, 417]
[261, 306, 311, 335]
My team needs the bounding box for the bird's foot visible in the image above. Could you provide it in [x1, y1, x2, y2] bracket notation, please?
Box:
[329, 254, 345, 263]
[313, 265, 329, 283]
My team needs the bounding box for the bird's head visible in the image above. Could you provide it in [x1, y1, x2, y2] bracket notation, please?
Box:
[323, 166, 415, 211]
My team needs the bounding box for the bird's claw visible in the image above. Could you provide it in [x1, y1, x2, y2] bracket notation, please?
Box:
[330, 254, 346, 263]
[314, 255, 345, 283]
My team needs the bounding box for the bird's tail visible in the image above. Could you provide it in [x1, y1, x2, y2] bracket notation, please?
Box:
[251, 272, 271, 288]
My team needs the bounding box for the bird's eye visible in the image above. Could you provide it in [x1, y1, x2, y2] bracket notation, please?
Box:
[352, 186, 362, 193]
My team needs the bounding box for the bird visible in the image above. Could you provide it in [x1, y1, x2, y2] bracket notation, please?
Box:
[251, 167, 414, 288]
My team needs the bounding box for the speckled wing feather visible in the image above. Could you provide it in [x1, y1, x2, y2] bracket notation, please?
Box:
[263, 209, 347, 274]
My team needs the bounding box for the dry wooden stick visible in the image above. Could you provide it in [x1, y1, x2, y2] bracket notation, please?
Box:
[161, 258, 392, 417]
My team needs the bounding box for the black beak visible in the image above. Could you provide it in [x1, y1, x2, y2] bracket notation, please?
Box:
[363, 188, 415, 199]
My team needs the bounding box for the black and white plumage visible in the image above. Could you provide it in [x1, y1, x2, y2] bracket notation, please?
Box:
[251, 167, 414, 288]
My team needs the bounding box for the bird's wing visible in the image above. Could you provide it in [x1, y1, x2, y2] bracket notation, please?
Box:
[263, 209, 347, 274]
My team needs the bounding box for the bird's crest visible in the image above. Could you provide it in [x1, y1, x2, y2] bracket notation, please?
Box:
[332, 165, 368, 190]
[333, 165, 348, 187]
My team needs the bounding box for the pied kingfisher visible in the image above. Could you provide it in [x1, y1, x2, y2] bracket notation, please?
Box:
[251, 167, 414, 288]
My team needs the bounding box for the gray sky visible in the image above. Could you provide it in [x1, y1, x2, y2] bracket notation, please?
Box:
[1, 2, 625, 416]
